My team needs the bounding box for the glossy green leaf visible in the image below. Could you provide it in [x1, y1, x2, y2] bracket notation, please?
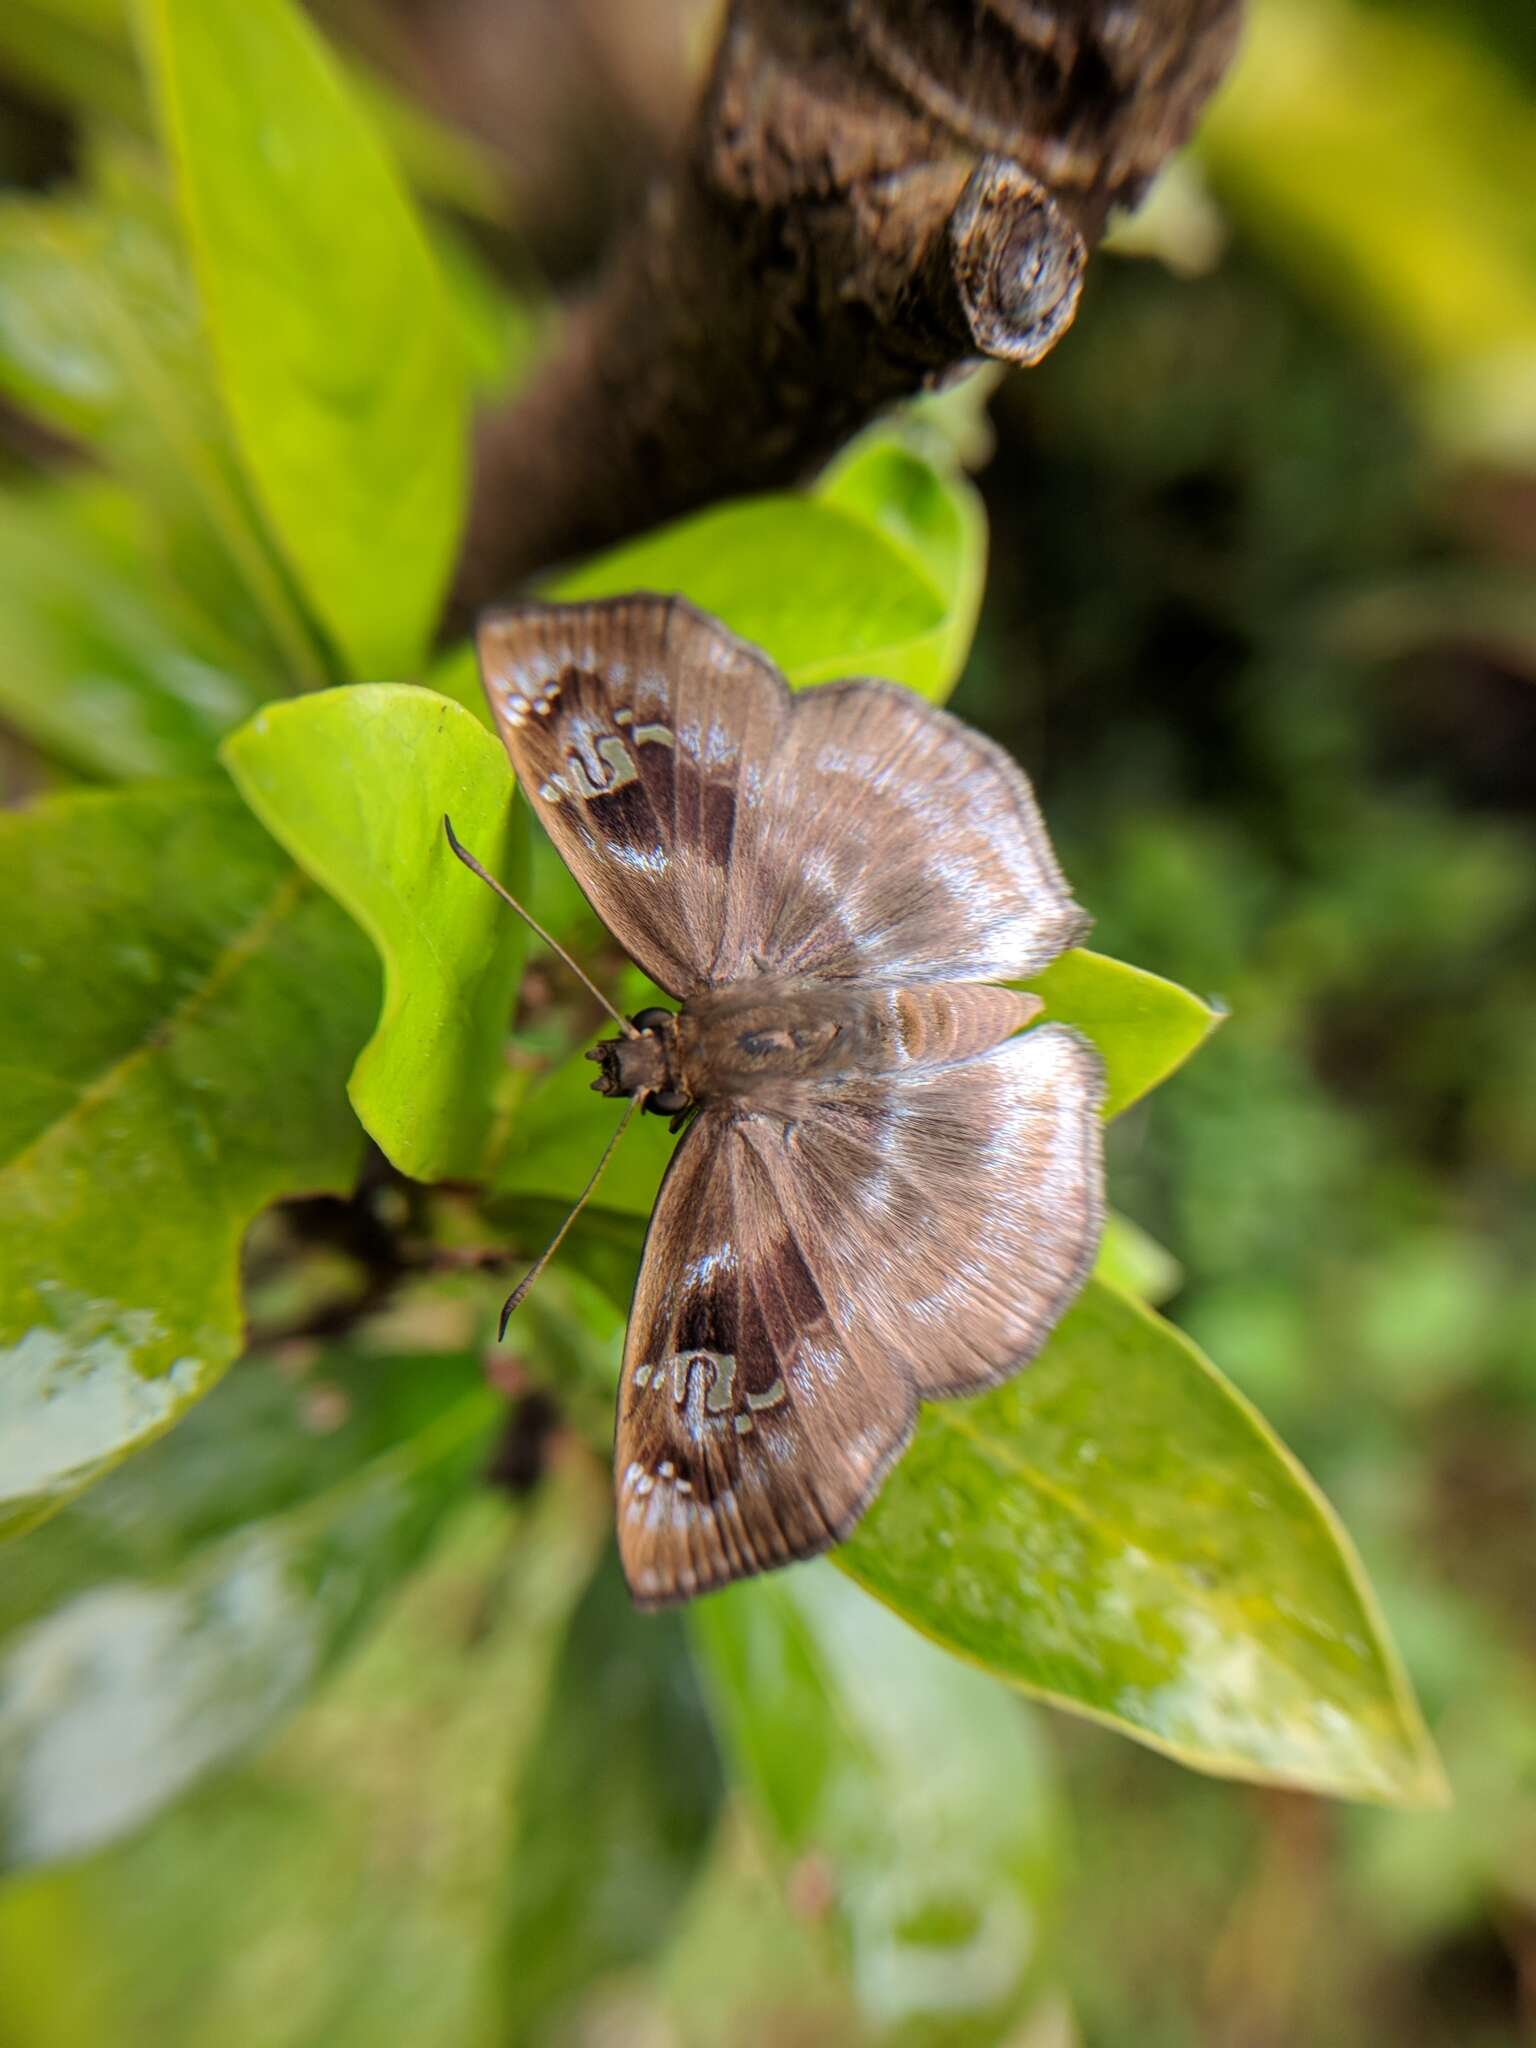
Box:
[551, 441, 988, 702]
[0, 782, 377, 1540]
[499, 1547, 723, 2043]
[813, 432, 987, 699]
[0, 478, 267, 780]
[692, 1563, 1061, 2041]
[140, 0, 467, 678]
[0, 1349, 497, 1871]
[1021, 946, 1224, 1118]
[838, 1279, 1447, 1805]
[423, 640, 493, 732]
[222, 686, 526, 1182]
[0, 157, 325, 690]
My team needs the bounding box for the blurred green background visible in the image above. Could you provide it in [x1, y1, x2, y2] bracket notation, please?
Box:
[1, 1, 1534, 2043]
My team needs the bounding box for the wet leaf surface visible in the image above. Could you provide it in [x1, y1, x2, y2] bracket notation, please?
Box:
[0, 1348, 497, 1870]
[0, 782, 376, 1538]
[692, 1563, 1061, 2043]
[838, 1281, 1447, 1805]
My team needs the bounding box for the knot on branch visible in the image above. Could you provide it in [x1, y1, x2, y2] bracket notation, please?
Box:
[452, 0, 1243, 610]
[947, 159, 1086, 367]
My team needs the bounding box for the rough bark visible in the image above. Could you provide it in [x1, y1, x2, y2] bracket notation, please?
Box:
[452, 0, 1243, 612]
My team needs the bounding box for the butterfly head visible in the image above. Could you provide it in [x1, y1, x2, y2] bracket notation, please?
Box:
[586, 1006, 691, 1120]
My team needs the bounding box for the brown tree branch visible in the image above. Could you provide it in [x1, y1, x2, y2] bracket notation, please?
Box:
[451, 0, 1242, 613]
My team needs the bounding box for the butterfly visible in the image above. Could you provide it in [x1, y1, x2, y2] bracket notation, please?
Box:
[474, 595, 1104, 1607]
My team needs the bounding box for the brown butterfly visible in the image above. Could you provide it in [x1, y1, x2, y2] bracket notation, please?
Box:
[468, 596, 1104, 1607]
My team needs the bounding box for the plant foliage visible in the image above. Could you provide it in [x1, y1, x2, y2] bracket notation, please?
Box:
[0, 0, 1485, 2039]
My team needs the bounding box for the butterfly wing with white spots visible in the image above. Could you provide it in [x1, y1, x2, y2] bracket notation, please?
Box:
[477, 597, 1088, 996]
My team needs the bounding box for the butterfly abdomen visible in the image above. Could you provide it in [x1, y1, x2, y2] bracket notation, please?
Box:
[679, 980, 1042, 1097]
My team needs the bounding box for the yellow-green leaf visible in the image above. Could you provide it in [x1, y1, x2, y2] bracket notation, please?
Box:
[139, 0, 467, 676]
[1022, 947, 1223, 1118]
[222, 687, 526, 1183]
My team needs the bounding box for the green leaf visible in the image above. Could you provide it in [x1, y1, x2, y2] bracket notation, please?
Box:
[837, 1279, 1447, 1806]
[0, 478, 267, 781]
[0, 0, 508, 227]
[0, 781, 377, 1539]
[814, 432, 987, 699]
[492, 1042, 676, 1221]
[499, 1547, 724, 2044]
[692, 1563, 1061, 2041]
[0, 156, 326, 690]
[1022, 946, 1223, 1118]
[0, 1490, 600, 2048]
[222, 686, 526, 1182]
[139, 0, 467, 678]
[0, 0, 144, 136]
[551, 440, 988, 702]
[0, 1349, 497, 1871]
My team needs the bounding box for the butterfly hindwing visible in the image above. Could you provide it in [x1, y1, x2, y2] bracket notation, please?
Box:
[614, 1024, 1103, 1605]
[615, 1105, 918, 1606]
[744, 1022, 1106, 1399]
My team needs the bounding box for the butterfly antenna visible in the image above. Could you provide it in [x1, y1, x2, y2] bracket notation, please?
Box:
[443, 815, 637, 1038]
[497, 1095, 643, 1336]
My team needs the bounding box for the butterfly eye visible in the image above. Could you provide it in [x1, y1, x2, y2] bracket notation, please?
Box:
[631, 1007, 673, 1034]
[646, 1088, 689, 1117]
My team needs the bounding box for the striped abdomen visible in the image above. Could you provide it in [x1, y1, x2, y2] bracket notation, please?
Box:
[680, 980, 1041, 1096]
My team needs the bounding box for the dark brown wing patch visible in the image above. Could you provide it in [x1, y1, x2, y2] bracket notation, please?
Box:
[477, 596, 788, 997]
[615, 1107, 917, 1606]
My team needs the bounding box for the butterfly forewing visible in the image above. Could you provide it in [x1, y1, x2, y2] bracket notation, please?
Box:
[478, 596, 788, 996]
[478, 598, 1088, 995]
[718, 680, 1091, 985]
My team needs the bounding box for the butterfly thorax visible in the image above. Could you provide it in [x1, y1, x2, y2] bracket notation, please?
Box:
[587, 981, 1042, 1117]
